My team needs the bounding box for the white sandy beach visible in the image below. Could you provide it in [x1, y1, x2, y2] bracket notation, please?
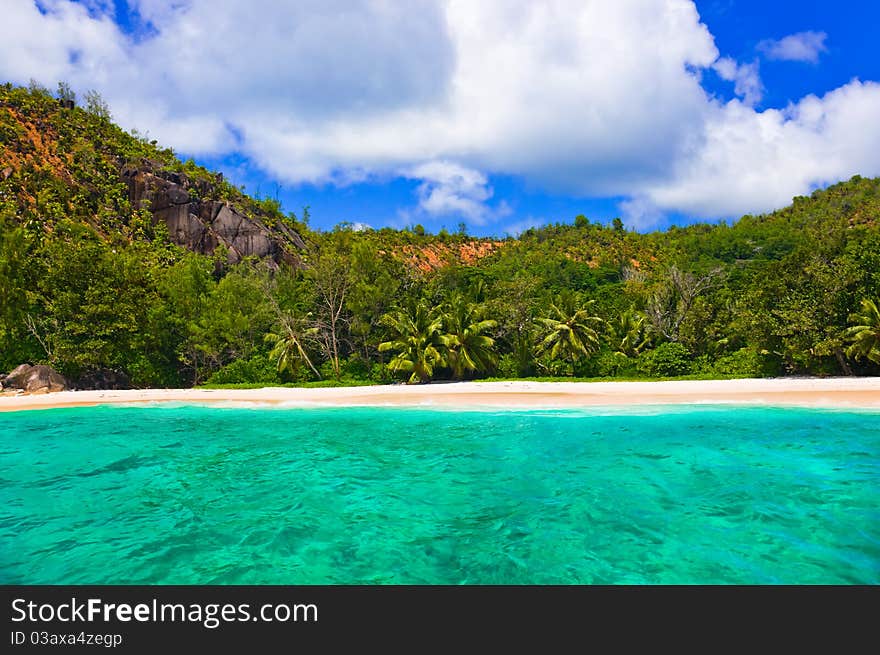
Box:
[1, 377, 879, 412]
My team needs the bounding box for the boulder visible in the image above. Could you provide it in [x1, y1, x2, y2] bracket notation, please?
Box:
[4, 364, 34, 388]
[4, 364, 68, 393]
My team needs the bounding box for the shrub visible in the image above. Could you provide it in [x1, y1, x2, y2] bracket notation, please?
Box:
[572, 356, 600, 378]
[338, 354, 371, 380]
[594, 350, 635, 378]
[495, 353, 520, 378]
[707, 347, 782, 377]
[638, 342, 692, 377]
[370, 362, 393, 384]
[207, 353, 282, 385]
[535, 354, 573, 377]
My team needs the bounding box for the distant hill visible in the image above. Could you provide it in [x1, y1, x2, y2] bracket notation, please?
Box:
[1, 83, 305, 266]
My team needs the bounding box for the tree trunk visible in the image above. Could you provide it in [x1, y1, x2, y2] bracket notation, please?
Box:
[834, 348, 853, 376]
[329, 314, 340, 379]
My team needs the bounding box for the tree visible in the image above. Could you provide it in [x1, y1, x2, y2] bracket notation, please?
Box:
[535, 292, 604, 372]
[441, 294, 497, 379]
[308, 236, 352, 379]
[845, 298, 880, 365]
[265, 315, 320, 379]
[30, 222, 166, 381]
[187, 263, 274, 383]
[378, 302, 446, 383]
[645, 265, 723, 342]
[157, 254, 215, 385]
[487, 273, 540, 376]
[0, 215, 38, 369]
[84, 89, 111, 120]
[27, 78, 51, 96]
[346, 241, 402, 364]
[56, 81, 75, 105]
[606, 308, 650, 358]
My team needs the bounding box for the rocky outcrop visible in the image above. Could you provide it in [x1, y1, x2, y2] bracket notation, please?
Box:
[122, 162, 305, 267]
[3, 364, 33, 388]
[3, 364, 68, 393]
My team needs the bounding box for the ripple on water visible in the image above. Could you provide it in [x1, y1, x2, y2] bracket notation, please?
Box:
[0, 404, 878, 584]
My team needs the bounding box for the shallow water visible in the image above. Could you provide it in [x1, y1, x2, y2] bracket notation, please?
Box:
[1, 404, 878, 584]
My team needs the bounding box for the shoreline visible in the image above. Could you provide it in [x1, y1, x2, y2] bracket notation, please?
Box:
[2, 377, 880, 412]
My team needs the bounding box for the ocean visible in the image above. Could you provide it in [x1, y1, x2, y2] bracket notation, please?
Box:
[1, 404, 877, 584]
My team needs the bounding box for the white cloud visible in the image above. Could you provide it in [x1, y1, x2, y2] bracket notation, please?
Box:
[713, 56, 763, 106]
[402, 161, 510, 225]
[619, 196, 667, 231]
[758, 31, 828, 63]
[1, 2, 878, 228]
[0, 0, 127, 96]
[0, 0, 720, 189]
[638, 80, 880, 218]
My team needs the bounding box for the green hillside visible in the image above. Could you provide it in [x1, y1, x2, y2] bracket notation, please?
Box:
[1, 82, 879, 388]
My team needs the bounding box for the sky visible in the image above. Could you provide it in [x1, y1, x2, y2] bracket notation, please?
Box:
[2, 1, 880, 235]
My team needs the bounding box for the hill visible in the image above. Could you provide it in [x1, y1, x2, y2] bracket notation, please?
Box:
[0, 83, 305, 265]
[1, 83, 878, 388]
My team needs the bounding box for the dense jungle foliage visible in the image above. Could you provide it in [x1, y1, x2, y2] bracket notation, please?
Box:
[2, 83, 879, 387]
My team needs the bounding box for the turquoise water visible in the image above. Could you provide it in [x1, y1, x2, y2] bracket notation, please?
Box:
[1, 404, 878, 584]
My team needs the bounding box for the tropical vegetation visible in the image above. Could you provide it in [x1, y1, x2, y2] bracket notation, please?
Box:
[1, 82, 879, 387]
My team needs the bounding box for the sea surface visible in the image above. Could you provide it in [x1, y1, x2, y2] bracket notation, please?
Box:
[1, 404, 878, 584]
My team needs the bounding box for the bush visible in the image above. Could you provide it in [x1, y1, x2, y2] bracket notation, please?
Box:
[535, 354, 573, 377]
[125, 357, 182, 389]
[496, 353, 520, 378]
[572, 356, 600, 378]
[339, 354, 371, 379]
[207, 353, 282, 385]
[370, 362, 393, 384]
[706, 347, 782, 377]
[594, 350, 635, 378]
[638, 342, 693, 377]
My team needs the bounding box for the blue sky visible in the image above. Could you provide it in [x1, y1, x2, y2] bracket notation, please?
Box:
[698, 1, 880, 105]
[4, 1, 880, 235]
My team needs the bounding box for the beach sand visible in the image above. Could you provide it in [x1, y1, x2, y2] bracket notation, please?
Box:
[1, 377, 879, 412]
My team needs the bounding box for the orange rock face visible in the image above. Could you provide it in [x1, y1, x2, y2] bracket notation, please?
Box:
[397, 240, 506, 273]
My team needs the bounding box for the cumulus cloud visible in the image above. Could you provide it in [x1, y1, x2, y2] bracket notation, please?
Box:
[0, 1, 127, 95]
[636, 80, 880, 218]
[402, 161, 510, 225]
[0, 1, 719, 186]
[713, 57, 763, 106]
[1, 1, 878, 227]
[758, 31, 828, 63]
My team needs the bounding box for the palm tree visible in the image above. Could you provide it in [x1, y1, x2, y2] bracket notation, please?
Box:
[535, 292, 604, 372]
[264, 314, 320, 379]
[378, 302, 446, 383]
[442, 295, 498, 379]
[606, 308, 650, 358]
[845, 298, 880, 364]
